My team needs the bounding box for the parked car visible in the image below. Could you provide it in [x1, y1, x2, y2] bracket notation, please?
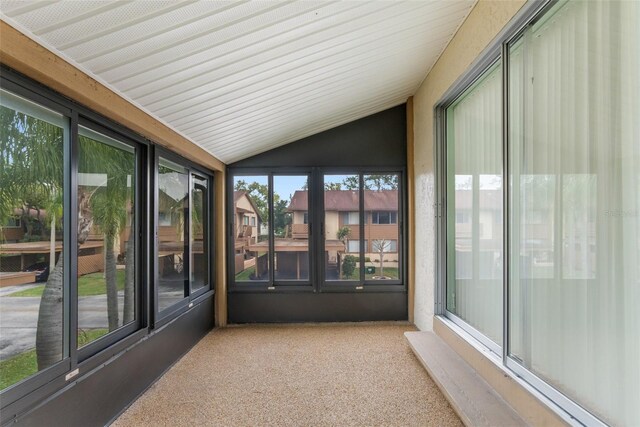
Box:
[24, 262, 49, 282]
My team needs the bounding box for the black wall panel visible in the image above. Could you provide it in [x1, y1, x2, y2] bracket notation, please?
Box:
[11, 296, 214, 427]
[228, 105, 408, 323]
[231, 105, 407, 168]
[229, 292, 407, 323]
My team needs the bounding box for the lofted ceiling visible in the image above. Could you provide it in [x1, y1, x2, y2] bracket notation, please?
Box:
[0, 0, 475, 164]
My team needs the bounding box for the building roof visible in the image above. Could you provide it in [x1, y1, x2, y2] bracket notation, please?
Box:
[288, 190, 398, 211]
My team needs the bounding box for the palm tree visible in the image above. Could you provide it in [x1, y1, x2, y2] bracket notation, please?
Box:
[2, 103, 137, 369]
[1, 104, 66, 369]
[78, 134, 135, 332]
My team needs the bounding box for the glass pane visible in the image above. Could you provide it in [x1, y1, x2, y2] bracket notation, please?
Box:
[364, 174, 400, 281]
[508, 1, 640, 424]
[77, 127, 136, 347]
[233, 176, 269, 281]
[274, 175, 309, 281]
[446, 62, 503, 345]
[157, 158, 188, 311]
[0, 90, 66, 389]
[324, 174, 360, 281]
[190, 174, 208, 292]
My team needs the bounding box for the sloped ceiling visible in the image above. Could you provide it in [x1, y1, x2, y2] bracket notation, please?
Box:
[0, 0, 475, 164]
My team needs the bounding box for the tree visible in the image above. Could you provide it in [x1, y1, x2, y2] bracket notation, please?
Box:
[273, 198, 289, 237]
[79, 135, 135, 332]
[363, 174, 398, 191]
[372, 239, 391, 278]
[1, 104, 68, 369]
[336, 226, 351, 242]
[234, 179, 270, 227]
[324, 182, 342, 191]
[342, 255, 357, 279]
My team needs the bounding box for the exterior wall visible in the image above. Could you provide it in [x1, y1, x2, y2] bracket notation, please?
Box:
[1, 227, 24, 242]
[234, 195, 258, 243]
[292, 211, 306, 225]
[412, 0, 526, 331]
[324, 211, 340, 240]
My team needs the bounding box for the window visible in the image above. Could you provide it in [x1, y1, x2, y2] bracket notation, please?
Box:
[156, 156, 212, 317]
[341, 211, 359, 225]
[445, 62, 503, 347]
[507, 2, 638, 424]
[231, 174, 311, 285]
[274, 175, 309, 281]
[233, 175, 269, 282]
[3, 217, 21, 227]
[190, 174, 208, 293]
[455, 211, 470, 224]
[346, 239, 361, 253]
[77, 125, 138, 348]
[0, 89, 67, 390]
[325, 175, 360, 281]
[365, 174, 400, 280]
[0, 72, 215, 412]
[437, 1, 640, 425]
[371, 211, 397, 224]
[157, 158, 188, 313]
[323, 173, 403, 284]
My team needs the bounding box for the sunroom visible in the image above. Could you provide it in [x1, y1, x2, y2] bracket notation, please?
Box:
[0, 0, 637, 426]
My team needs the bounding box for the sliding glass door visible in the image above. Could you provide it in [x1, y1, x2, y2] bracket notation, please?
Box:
[439, 0, 639, 424]
[445, 63, 503, 348]
[507, 1, 639, 425]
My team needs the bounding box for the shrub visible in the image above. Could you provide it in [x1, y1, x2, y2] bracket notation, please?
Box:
[342, 255, 357, 278]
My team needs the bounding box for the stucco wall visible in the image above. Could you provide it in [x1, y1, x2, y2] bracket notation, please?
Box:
[412, 0, 525, 331]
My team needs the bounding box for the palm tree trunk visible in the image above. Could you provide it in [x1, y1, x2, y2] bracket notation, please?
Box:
[36, 253, 63, 370]
[123, 232, 135, 324]
[105, 234, 119, 331]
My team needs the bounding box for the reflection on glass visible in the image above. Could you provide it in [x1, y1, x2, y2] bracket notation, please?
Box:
[77, 127, 136, 348]
[324, 174, 360, 281]
[158, 158, 188, 311]
[190, 174, 207, 292]
[364, 174, 400, 281]
[446, 62, 503, 345]
[233, 176, 269, 281]
[508, 1, 639, 424]
[274, 176, 309, 281]
[0, 90, 66, 389]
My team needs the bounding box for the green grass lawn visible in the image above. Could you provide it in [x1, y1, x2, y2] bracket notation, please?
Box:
[7, 270, 126, 297]
[0, 329, 108, 390]
[235, 266, 255, 281]
[365, 267, 399, 280]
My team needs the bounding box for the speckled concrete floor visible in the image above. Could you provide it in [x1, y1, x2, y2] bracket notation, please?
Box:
[113, 323, 462, 427]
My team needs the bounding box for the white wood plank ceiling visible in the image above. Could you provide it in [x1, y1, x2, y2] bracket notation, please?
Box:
[1, 0, 475, 164]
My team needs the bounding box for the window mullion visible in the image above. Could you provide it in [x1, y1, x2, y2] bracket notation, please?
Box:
[68, 110, 79, 368]
[501, 41, 510, 364]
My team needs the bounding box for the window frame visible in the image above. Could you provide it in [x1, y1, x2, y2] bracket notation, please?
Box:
[75, 117, 145, 361]
[0, 65, 216, 421]
[153, 147, 214, 328]
[227, 168, 314, 291]
[0, 74, 75, 409]
[319, 168, 405, 291]
[227, 166, 406, 293]
[433, 1, 609, 425]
